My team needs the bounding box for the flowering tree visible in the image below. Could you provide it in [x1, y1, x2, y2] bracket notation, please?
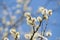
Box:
[0, 0, 60, 40]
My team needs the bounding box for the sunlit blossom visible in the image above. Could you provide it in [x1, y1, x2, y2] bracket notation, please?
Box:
[37, 16, 42, 22]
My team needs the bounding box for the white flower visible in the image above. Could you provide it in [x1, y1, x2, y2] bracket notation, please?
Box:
[26, 15, 31, 20]
[45, 31, 52, 37]
[16, 32, 20, 39]
[37, 16, 42, 22]
[42, 9, 48, 15]
[24, 33, 32, 39]
[4, 37, 9, 40]
[24, 12, 31, 18]
[26, 17, 36, 26]
[10, 28, 16, 35]
[38, 7, 45, 13]
[10, 28, 17, 38]
[31, 17, 37, 22]
[27, 20, 34, 26]
[48, 10, 52, 16]
[43, 15, 48, 20]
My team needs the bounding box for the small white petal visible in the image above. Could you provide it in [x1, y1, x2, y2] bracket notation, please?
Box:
[38, 7, 45, 13]
[43, 15, 48, 20]
[16, 32, 20, 39]
[24, 33, 32, 39]
[42, 9, 48, 15]
[45, 31, 52, 37]
[10, 28, 16, 34]
[37, 16, 42, 22]
[48, 10, 52, 15]
[4, 37, 9, 40]
[24, 12, 31, 17]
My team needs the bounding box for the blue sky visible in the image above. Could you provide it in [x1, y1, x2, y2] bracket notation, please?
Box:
[0, 0, 60, 40]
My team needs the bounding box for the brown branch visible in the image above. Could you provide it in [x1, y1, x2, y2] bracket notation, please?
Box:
[30, 18, 44, 40]
[15, 36, 18, 40]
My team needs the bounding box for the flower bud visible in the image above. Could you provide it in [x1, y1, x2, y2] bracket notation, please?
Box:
[43, 15, 48, 20]
[27, 20, 34, 26]
[10, 28, 16, 35]
[45, 31, 52, 37]
[31, 17, 36, 22]
[16, 32, 20, 39]
[48, 10, 52, 16]
[42, 9, 48, 15]
[24, 33, 32, 39]
[24, 12, 31, 18]
[37, 16, 42, 22]
[38, 7, 45, 13]
[4, 37, 9, 40]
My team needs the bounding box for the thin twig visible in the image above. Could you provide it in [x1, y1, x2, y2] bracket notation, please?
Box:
[30, 17, 44, 40]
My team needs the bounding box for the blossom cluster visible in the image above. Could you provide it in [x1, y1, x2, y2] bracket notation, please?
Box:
[24, 7, 52, 40]
[0, 0, 53, 40]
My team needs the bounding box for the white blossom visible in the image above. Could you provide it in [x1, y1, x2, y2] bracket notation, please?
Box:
[43, 15, 48, 20]
[24, 33, 32, 39]
[4, 37, 9, 40]
[16, 32, 20, 39]
[45, 31, 52, 37]
[10, 28, 16, 35]
[31, 17, 37, 22]
[24, 12, 31, 18]
[37, 16, 42, 22]
[27, 19, 34, 26]
[42, 9, 48, 15]
[38, 7, 45, 13]
[48, 10, 52, 16]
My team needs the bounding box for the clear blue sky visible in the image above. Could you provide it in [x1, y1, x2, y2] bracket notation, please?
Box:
[0, 0, 60, 40]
